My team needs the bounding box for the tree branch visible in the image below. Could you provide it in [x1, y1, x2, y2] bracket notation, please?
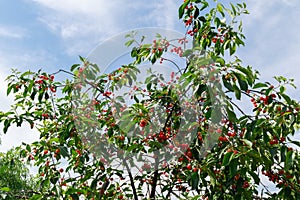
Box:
[123, 159, 138, 200]
[150, 156, 159, 199]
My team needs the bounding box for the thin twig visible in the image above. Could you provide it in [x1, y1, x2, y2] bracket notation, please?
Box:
[229, 99, 254, 121]
[161, 57, 184, 75]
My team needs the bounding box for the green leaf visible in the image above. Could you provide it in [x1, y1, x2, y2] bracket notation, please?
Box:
[280, 145, 287, 163]
[125, 39, 134, 47]
[182, 49, 193, 57]
[249, 170, 260, 184]
[241, 139, 252, 147]
[290, 140, 300, 147]
[234, 72, 248, 91]
[191, 195, 202, 200]
[281, 93, 292, 104]
[253, 82, 268, 89]
[222, 76, 234, 92]
[280, 86, 286, 94]
[191, 172, 199, 190]
[7, 85, 13, 96]
[229, 158, 238, 177]
[0, 187, 10, 192]
[233, 84, 241, 100]
[230, 43, 236, 55]
[178, 1, 189, 19]
[71, 64, 80, 72]
[207, 169, 216, 187]
[230, 3, 237, 16]
[196, 84, 207, 96]
[255, 118, 266, 127]
[200, 1, 209, 11]
[217, 3, 224, 17]
[79, 55, 86, 62]
[45, 92, 49, 100]
[194, 7, 199, 18]
[247, 149, 261, 161]
[226, 107, 237, 122]
[222, 151, 233, 166]
[29, 194, 43, 200]
[215, 57, 225, 66]
[211, 106, 222, 123]
[285, 150, 294, 170]
[59, 146, 69, 158]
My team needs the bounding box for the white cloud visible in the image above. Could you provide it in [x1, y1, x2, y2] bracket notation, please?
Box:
[239, 0, 300, 98]
[0, 25, 25, 39]
[0, 47, 60, 73]
[31, 0, 181, 55]
[281, 0, 297, 6]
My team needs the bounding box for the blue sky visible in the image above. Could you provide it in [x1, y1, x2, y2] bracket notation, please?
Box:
[0, 0, 299, 149]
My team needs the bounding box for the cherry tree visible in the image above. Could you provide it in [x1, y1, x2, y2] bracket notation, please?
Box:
[1, 1, 300, 199]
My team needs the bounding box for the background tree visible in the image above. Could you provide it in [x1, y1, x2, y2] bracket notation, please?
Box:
[0, 148, 38, 199]
[0, 0, 300, 199]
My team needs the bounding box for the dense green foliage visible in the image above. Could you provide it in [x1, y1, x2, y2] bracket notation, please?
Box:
[0, 148, 37, 199]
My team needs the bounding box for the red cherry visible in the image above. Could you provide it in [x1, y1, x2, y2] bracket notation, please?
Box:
[139, 119, 148, 128]
[277, 106, 281, 111]
[75, 149, 81, 155]
[218, 136, 228, 142]
[158, 132, 166, 141]
[123, 68, 129, 73]
[55, 148, 60, 154]
[50, 87, 56, 93]
[120, 136, 125, 141]
[178, 157, 184, 162]
[242, 181, 250, 188]
[186, 151, 193, 158]
[234, 174, 240, 181]
[44, 150, 48, 155]
[227, 132, 236, 137]
[198, 134, 203, 142]
[216, 128, 222, 133]
[59, 168, 64, 173]
[186, 164, 192, 170]
[280, 137, 285, 142]
[269, 139, 278, 145]
[259, 96, 264, 101]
